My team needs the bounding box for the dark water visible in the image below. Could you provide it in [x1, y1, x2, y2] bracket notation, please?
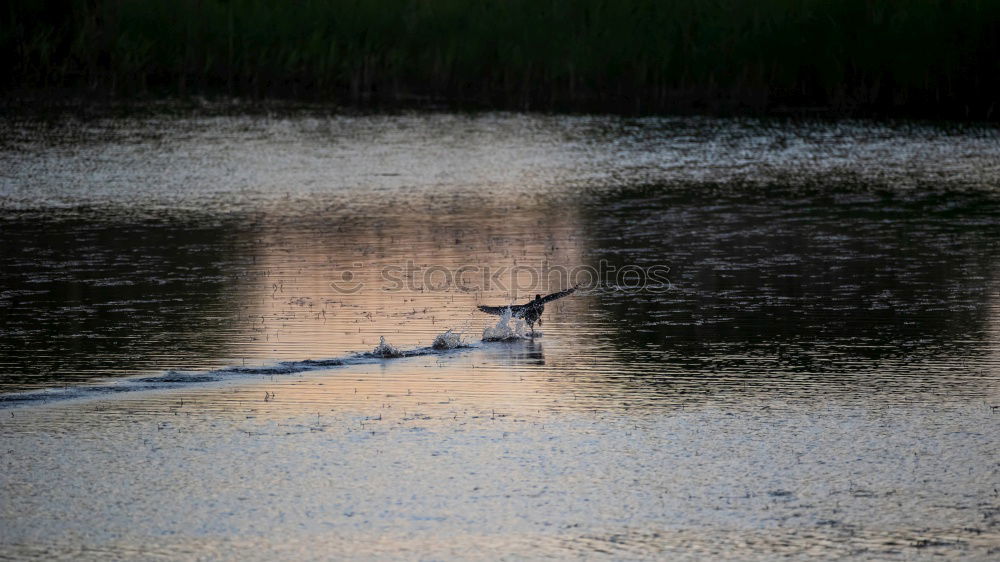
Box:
[1, 112, 999, 559]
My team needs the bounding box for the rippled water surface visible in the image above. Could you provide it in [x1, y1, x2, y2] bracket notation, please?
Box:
[1, 111, 999, 559]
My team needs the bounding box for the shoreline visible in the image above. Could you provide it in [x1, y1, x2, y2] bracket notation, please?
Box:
[2, 91, 998, 124]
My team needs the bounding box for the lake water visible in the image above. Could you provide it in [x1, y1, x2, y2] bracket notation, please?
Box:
[1, 110, 999, 559]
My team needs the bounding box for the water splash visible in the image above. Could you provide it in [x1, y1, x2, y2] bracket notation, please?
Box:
[432, 329, 463, 350]
[371, 336, 403, 358]
[482, 308, 528, 341]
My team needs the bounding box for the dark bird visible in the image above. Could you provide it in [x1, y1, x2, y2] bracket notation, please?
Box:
[477, 285, 579, 336]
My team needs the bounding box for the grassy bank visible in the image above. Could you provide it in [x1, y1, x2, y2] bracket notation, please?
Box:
[3, 0, 999, 118]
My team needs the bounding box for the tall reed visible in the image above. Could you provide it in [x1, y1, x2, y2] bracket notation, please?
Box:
[3, 0, 998, 118]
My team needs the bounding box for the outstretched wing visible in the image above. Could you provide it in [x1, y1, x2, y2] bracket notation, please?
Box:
[538, 285, 579, 304]
[477, 304, 525, 316]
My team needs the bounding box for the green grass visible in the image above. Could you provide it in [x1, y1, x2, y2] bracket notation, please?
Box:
[3, 0, 999, 118]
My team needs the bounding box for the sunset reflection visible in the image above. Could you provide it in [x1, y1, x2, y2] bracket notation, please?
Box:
[238, 197, 589, 364]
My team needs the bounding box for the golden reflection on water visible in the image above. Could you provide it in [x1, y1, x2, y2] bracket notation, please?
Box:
[236, 198, 589, 363]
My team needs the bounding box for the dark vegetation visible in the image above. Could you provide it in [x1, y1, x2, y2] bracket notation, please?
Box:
[3, 0, 999, 119]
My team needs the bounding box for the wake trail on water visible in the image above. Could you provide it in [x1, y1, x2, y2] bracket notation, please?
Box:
[0, 325, 523, 407]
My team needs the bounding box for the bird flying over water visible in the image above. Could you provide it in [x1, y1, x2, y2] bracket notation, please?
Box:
[477, 285, 579, 336]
